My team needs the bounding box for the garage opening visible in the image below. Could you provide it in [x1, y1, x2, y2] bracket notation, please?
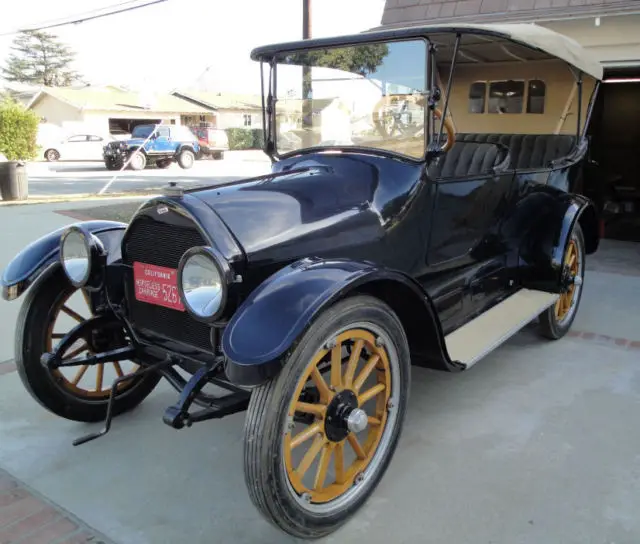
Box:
[585, 66, 640, 242]
[108, 118, 162, 139]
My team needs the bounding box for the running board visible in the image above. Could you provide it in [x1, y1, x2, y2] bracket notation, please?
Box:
[444, 289, 559, 370]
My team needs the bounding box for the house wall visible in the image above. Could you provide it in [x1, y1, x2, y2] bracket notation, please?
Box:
[31, 95, 83, 129]
[440, 59, 597, 135]
[216, 110, 263, 130]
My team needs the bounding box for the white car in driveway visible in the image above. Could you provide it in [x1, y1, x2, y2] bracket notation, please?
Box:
[42, 134, 117, 162]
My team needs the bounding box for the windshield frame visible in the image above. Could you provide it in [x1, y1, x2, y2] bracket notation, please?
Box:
[261, 36, 434, 164]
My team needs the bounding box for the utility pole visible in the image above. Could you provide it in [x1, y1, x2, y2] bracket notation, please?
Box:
[302, 0, 313, 146]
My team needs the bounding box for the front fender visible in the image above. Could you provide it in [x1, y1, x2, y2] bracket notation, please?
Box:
[521, 193, 599, 292]
[1, 220, 127, 301]
[222, 257, 458, 387]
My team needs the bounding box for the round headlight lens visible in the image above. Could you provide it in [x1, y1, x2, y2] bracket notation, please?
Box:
[61, 229, 90, 287]
[181, 252, 224, 318]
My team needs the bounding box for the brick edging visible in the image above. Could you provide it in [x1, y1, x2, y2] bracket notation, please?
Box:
[0, 468, 115, 543]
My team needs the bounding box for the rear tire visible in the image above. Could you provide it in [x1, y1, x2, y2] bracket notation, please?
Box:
[177, 148, 195, 169]
[243, 295, 410, 539]
[45, 149, 60, 162]
[15, 267, 161, 422]
[213, 151, 224, 160]
[538, 223, 585, 339]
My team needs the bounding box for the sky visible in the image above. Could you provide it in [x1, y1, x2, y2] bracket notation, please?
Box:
[0, 0, 387, 94]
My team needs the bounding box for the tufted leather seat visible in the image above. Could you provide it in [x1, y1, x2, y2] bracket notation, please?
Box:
[456, 133, 576, 170]
[428, 140, 509, 179]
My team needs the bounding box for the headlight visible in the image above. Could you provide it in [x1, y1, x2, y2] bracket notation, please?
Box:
[178, 247, 228, 321]
[59, 226, 105, 289]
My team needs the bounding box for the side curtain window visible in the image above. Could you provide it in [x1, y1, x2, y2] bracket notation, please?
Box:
[527, 80, 546, 114]
[468, 81, 486, 113]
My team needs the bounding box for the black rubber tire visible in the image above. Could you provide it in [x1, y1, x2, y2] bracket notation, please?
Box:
[45, 149, 60, 162]
[177, 148, 195, 169]
[105, 158, 121, 171]
[243, 295, 411, 539]
[212, 151, 224, 160]
[129, 150, 146, 171]
[156, 159, 172, 169]
[538, 222, 586, 340]
[15, 266, 161, 423]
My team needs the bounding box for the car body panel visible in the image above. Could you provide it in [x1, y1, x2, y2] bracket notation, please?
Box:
[1, 221, 128, 301]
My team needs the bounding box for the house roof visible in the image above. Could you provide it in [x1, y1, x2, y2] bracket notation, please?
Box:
[381, 0, 640, 27]
[172, 90, 263, 111]
[27, 86, 213, 114]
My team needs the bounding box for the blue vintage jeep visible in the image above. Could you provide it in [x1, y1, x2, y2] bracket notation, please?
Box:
[103, 124, 200, 171]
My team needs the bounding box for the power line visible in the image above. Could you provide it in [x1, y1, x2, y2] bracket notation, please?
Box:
[0, 0, 169, 37]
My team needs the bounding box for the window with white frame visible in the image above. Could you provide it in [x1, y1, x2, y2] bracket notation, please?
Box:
[243, 114, 252, 127]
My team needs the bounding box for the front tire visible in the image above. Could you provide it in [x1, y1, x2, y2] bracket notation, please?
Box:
[15, 267, 161, 422]
[45, 149, 60, 162]
[538, 223, 585, 339]
[243, 295, 410, 539]
[129, 150, 146, 171]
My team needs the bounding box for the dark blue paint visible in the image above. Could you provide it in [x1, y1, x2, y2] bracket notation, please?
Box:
[1, 221, 127, 301]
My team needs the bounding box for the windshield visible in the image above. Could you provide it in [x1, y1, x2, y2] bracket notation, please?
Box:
[131, 125, 156, 139]
[269, 39, 428, 159]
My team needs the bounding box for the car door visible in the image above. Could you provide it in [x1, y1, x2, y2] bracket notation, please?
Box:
[150, 126, 172, 154]
[87, 135, 106, 160]
[64, 135, 91, 160]
[422, 141, 515, 326]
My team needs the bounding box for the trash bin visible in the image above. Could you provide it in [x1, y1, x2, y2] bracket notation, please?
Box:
[0, 161, 28, 201]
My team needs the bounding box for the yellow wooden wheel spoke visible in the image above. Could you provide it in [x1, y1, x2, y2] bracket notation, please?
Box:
[368, 416, 382, 427]
[353, 354, 380, 393]
[96, 364, 104, 392]
[311, 367, 331, 403]
[81, 290, 92, 311]
[358, 383, 386, 406]
[295, 402, 327, 418]
[60, 305, 85, 323]
[296, 435, 326, 478]
[291, 422, 323, 449]
[334, 441, 346, 484]
[330, 343, 343, 389]
[347, 434, 367, 460]
[113, 361, 124, 377]
[343, 339, 363, 389]
[63, 343, 89, 361]
[71, 365, 89, 386]
[313, 444, 334, 490]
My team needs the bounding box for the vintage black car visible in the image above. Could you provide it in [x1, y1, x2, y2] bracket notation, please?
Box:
[1, 23, 602, 539]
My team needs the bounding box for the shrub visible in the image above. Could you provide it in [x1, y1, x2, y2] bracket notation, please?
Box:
[226, 128, 265, 150]
[0, 98, 39, 160]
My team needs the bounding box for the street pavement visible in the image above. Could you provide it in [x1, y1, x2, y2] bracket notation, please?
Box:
[0, 201, 639, 543]
[25, 151, 272, 197]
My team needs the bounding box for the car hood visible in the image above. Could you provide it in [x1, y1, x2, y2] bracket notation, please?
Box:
[125, 138, 147, 146]
[192, 160, 384, 265]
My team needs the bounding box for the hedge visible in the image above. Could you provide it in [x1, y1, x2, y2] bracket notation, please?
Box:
[0, 98, 39, 160]
[226, 128, 264, 150]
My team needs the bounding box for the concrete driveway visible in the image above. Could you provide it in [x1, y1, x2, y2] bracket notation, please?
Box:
[25, 151, 271, 197]
[0, 201, 639, 544]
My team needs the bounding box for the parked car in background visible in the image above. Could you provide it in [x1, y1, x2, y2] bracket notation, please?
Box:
[102, 124, 200, 170]
[191, 126, 229, 160]
[43, 134, 117, 162]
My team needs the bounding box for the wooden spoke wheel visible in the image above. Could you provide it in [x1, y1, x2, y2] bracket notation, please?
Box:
[539, 223, 585, 339]
[243, 295, 410, 539]
[14, 267, 161, 422]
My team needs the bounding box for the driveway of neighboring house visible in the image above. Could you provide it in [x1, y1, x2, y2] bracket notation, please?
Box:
[0, 201, 639, 544]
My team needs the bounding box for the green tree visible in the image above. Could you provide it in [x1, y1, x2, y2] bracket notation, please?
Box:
[0, 97, 40, 160]
[2, 30, 81, 86]
[283, 44, 390, 77]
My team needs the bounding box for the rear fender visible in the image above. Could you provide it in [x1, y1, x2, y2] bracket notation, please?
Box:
[520, 193, 599, 292]
[1, 220, 127, 301]
[222, 257, 462, 387]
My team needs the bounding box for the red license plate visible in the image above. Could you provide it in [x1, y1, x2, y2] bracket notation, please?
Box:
[133, 262, 185, 312]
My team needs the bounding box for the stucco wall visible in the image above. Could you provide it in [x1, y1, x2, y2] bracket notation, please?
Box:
[31, 96, 83, 130]
[216, 111, 263, 130]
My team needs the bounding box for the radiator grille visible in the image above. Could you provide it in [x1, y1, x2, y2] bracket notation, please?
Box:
[123, 216, 213, 351]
